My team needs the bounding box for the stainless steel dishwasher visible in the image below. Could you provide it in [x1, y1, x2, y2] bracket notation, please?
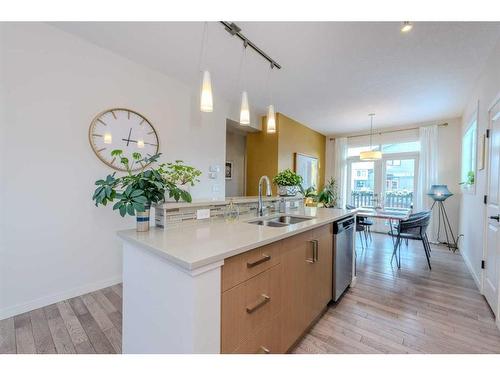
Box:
[332, 216, 355, 302]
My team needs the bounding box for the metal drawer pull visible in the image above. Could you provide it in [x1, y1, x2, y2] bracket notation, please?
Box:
[247, 254, 271, 268]
[257, 346, 270, 354]
[246, 294, 270, 313]
[313, 239, 319, 261]
[306, 240, 319, 263]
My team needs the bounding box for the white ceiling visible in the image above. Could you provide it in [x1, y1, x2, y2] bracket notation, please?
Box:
[51, 22, 500, 135]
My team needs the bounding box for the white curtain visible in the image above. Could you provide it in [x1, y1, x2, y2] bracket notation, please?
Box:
[333, 137, 348, 208]
[416, 125, 438, 241]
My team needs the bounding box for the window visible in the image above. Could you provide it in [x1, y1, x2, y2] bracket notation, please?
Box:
[347, 145, 380, 158]
[461, 117, 477, 190]
[382, 141, 420, 154]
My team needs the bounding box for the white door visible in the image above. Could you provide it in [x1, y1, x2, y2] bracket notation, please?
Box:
[484, 98, 500, 317]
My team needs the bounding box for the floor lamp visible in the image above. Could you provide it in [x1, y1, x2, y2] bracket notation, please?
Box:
[428, 185, 458, 252]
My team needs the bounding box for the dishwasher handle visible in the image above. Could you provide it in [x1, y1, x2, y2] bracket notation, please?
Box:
[333, 216, 355, 234]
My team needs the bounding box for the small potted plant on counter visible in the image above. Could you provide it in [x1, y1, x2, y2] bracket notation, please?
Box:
[273, 169, 303, 196]
[299, 185, 318, 207]
[317, 177, 339, 208]
[91, 150, 200, 232]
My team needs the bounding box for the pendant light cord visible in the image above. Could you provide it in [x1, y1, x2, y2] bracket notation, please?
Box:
[369, 114, 375, 149]
[265, 62, 274, 105]
[198, 22, 209, 73]
[236, 41, 248, 93]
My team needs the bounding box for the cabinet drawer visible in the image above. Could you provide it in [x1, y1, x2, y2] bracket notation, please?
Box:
[221, 264, 282, 353]
[232, 315, 282, 354]
[312, 223, 332, 238]
[222, 241, 281, 292]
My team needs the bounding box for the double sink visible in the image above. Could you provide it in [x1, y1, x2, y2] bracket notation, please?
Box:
[247, 215, 313, 227]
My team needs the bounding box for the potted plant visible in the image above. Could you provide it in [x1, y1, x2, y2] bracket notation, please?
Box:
[317, 177, 339, 208]
[92, 150, 200, 232]
[161, 160, 202, 200]
[273, 169, 303, 196]
[299, 185, 317, 207]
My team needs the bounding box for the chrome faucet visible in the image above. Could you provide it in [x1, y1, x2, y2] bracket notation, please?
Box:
[258, 175, 272, 216]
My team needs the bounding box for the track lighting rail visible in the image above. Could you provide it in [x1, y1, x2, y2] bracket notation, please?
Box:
[220, 21, 282, 70]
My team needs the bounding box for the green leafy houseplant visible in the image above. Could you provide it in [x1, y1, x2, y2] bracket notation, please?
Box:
[92, 150, 199, 218]
[299, 185, 317, 198]
[459, 171, 475, 187]
[317, 177, 339, 208]
[162, 160, 202, 187]
[272, 169, 303, 187]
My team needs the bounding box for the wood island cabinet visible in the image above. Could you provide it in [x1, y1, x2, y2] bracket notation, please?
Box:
[221, 223, 334, 353]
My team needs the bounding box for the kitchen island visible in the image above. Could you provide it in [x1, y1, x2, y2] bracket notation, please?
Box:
[118, 207, 355, 354]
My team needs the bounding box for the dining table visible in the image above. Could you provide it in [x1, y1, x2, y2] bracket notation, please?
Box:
[353, 207, 412, 257]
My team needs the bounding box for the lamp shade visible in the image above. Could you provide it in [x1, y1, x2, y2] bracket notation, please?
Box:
[427, 184, 453, 201]
[359, 150, 382, 161]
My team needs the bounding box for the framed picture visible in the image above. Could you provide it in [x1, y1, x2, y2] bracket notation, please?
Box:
[294, 153, 319, 189]
[225, 161, 233, 179]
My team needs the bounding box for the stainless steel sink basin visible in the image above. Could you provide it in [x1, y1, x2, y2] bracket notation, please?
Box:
[248, 215, 313, 227]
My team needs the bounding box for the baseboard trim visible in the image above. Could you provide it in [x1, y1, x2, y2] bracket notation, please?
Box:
[0, 275, 122, 320]
[460, 249, 482, 292]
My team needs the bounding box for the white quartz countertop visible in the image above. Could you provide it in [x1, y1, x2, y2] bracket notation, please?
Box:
[117, 207, 355, 271]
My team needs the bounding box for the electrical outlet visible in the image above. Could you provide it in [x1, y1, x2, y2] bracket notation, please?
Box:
[196, 209, 210, 220]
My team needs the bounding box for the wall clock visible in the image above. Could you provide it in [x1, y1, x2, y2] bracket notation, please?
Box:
[88, 108, 159, 172]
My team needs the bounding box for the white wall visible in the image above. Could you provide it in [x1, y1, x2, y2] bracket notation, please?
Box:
[459, 39, 500, 288]
[0, 23, 236, 318]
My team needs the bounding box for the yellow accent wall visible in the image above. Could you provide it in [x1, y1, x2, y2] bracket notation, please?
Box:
[246, 116, 279, 196]
[246, 113, 326, 195]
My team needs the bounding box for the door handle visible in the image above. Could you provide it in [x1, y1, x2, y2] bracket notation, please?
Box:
[490, 215, 500, 222]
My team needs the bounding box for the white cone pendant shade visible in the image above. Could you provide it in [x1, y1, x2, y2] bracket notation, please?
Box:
[240, 91, 250, 125]
[267, 105, 276, 133]
[200, 70, 213, 113]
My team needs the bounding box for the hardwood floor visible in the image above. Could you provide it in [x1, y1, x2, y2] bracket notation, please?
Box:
[0, 285, 123, 354]
[1, 233, 499, 354]
[293, 233, 500, 354]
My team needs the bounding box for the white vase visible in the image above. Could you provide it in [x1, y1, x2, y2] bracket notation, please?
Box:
[136, 205, 151, 232]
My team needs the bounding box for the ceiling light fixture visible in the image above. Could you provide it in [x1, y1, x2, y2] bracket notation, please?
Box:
[266, 63, 276, 133]
[220, 22, 282, 129]
[360, 114, 382, 161]
[401, 21, 413, 33]
[199, 22, 213, 113]
[238, 42, 250, 125]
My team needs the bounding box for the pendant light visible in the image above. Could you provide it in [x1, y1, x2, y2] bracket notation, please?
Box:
[266, 63, 276, 133]
[239, 42, 250, 125]
[360, 113, 382, 161]
[199, 22, 213, 113]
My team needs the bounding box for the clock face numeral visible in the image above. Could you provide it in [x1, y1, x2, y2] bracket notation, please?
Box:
[89, 108, 159, 172]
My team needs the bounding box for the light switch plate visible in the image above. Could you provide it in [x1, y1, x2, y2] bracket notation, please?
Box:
[196, 208, 211, 220]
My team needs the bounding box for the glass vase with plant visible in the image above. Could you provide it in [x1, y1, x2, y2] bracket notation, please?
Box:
[273, 169, 303, 196]
[91, 150, 200, 231]
[317, 177, 339, 208]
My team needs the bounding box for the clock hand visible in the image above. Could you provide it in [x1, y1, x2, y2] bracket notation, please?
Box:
[125, 128, 132, 147]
